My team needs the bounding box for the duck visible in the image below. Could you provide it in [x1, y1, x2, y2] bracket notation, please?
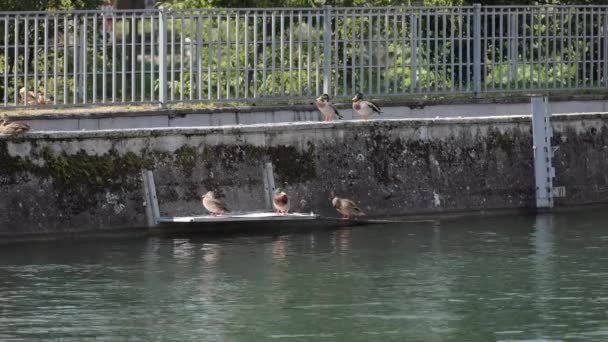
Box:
[315, 94, 343, 121]
[0, 115, 31, 135]
[201, 191, 230, 216]
[273, 189, 290, 215]
[332, 196, 364, 220]
[352, 92, 382, 120]
[19, 87, 49, 105]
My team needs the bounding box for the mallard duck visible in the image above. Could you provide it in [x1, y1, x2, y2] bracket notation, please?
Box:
[332, 196, 364, 220]
[0, 115, 31, 135]
[273, 189, 290, 215]
[19, 87, 49, 105]
[315, 94, 343, 121]
[352, 92, 382, 120]
[201, 191, 230, 216]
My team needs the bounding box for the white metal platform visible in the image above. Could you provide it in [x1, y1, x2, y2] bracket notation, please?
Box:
[157, 212, 319, 224]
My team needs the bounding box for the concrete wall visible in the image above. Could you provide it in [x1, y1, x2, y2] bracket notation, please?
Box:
[1, 114, 608, 238]
[11, 96, 608, 132]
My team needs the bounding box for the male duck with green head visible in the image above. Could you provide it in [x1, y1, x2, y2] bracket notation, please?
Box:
[352, 92, 383, 120]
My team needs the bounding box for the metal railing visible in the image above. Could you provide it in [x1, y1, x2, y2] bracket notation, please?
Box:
[1, 5, 608, 108]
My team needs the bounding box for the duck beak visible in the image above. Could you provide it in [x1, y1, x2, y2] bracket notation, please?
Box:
[351, 96, 358, 101]
[280, 192, 286, 196]
[316, 96, 324, 102]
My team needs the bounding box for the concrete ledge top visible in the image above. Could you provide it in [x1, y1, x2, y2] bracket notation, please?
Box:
[5, 94, 608, 121]
[1, 112, 607, 141]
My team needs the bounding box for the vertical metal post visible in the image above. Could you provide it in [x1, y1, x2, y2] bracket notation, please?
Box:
[531, 97, 555, 209]
[262, 162, 276, 211]
[473, 3, 481, 97]
[158, 7, 168, 108]
[322, 6, 332, 95]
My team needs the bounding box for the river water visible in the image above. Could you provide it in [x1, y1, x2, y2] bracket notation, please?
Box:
[1, 210, 607, 341]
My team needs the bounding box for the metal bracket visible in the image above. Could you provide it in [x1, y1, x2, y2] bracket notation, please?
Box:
[141, 169, 161, 227]
[262, 162, 276, 210]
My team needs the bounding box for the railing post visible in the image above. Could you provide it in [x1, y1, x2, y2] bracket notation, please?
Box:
[158, 7, 168, 108]
[473, 3, 481, 97]
[322, 5, 332, 95]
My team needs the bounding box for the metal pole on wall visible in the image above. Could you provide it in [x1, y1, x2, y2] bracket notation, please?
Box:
[322, 6, 332, 95]
[531, 96, 555, 209]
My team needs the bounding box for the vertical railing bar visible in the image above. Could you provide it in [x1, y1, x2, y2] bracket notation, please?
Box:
[63, 16, 68, 104]
[433, 10, 438, 93]
[546, 7, 551, 90]
[4, 18, 8, 106]
[483, 9, 488, 91]
[351, 12, 356, 96]
[235, 12, 240, 100]
[102, 13, 107, 103]
[253, 13, 258, 98]
[53, 15, 58, 104]
[529, 8, 534, 89]
[392, 11, 398, 94]
[552, 9, 557, 89]
[401, 11, 406, 94]
[280, 10, 285, 96]
[316, 11, 321, 95]
[158, 8, 167, 107]
[121, 14, 126, 103]
[307, 11, 312, 96]
[507, 8, 512, 88]
[273, 11, 278, 96]
[410, 12, 416, 94]
[376, 12, 381, 95]
[24, 16, 29, 106]
[427, 10, 432, 93]
[83, 15, 88, 104]
[226, 13, 231, 99]
[441, 12, 446, 92]
[368, 12, 373, 94]
[289, 11, 294, 97]
[73, 15, 78, 104]
[384, 12, 390, 95]
[205, 13, 210, 100]
[457, 10, 462, 92]
[140, 15, 145, 102]
[13, 16, 18, 106]
[360, 11, 364, 93]
[34, 16, 39, 103]
[216, 13, 222, 100]
[132, 15, 136, 102]
[112, 13, 116, 103]
[188, 13, 194, 100]
[499, 8, 503, 91]
[604, 11, 608, 88]
[170, 14, 175, 102]
[196, 13, 203, 100]
[561, 9, 566, 89]
[92, 14, 97, 104]
[449, 12, 454, 93]
[262, 12, 267, 97]
[590, 8, 594, 88]
[343, 13, 348, 96]
[334, 11, 339, 97]
[537, 8, 542, 89]
[298, 12, 303, 96]
[522, 10, 526, 90]
[575, 9, 579, 88]
[150, 14, 155, 101]
[244, 13, 249, 99]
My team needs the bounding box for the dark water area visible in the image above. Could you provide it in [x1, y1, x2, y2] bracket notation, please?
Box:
[1, 210, 608, 341]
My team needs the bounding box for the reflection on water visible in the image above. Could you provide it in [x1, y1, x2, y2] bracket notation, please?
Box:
[1, 210, 608, 341]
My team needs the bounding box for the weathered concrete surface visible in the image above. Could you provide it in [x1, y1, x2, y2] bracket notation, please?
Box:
[1, 113, 607, 239]
[9, 95, 608, 132]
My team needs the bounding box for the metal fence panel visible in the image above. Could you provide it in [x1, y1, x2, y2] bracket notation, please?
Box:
[1, 5, 608, 108]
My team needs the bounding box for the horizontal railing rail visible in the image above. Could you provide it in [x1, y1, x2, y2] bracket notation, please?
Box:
[1, 5, 607, 108]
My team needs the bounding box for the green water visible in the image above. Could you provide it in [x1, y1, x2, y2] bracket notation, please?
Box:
[1, 211, 608, 341]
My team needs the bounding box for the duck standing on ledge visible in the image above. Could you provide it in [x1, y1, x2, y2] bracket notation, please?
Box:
[273, 189, 290, 215]
[315, 94, 343, 121]
[201, 191, 230, 216]
[0, 115, 31, 135]
[332, 196, 364, 220]
[352, 92, 383, 120]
